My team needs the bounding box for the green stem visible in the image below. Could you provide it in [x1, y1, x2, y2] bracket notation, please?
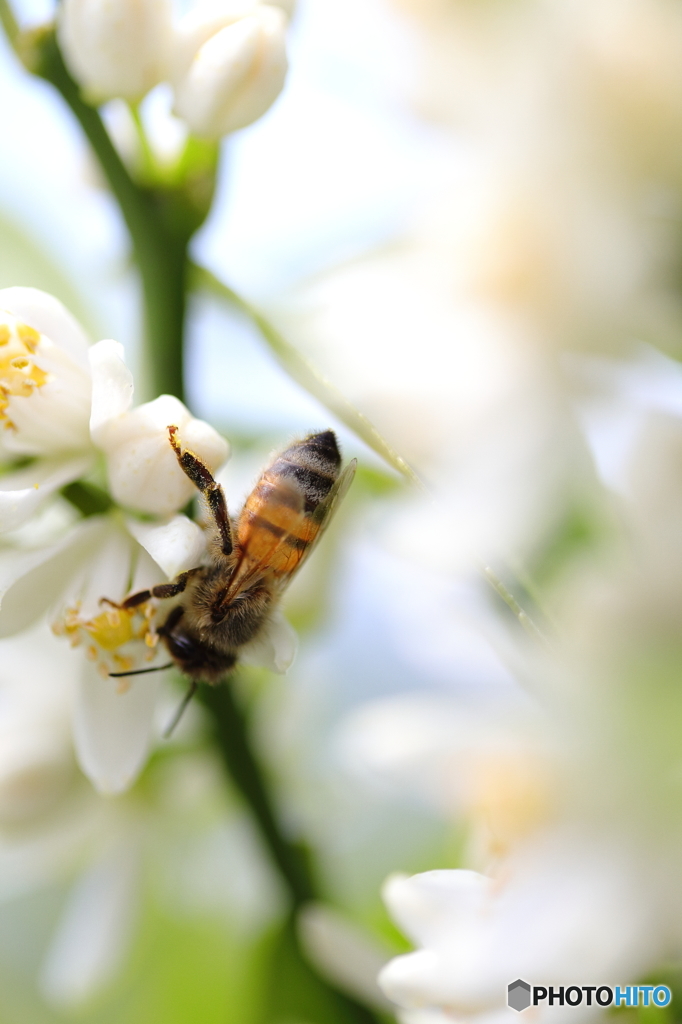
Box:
[0, 0, 18, 48]
[199, 682, 315, 906]
[32, 29, 187, 401]
[191, 263, 422, 487]
[200, 684, 383, 1024]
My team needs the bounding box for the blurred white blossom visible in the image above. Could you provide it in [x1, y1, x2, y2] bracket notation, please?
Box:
[57, 0, 291, 138]
[58, 0, 174, 102]
[365, 404, 682, 1018]
[171, 2, 288, 138]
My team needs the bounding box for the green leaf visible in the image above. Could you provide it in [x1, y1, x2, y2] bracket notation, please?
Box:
[258, 917, 383, 1024]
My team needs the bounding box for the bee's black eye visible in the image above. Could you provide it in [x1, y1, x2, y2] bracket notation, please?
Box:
[167, 633, 198, 659]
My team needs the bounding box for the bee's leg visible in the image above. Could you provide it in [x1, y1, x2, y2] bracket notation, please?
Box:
[168, 425, 233, 556]
[102, 568, 201, 612]
[157, 604, 184, 637]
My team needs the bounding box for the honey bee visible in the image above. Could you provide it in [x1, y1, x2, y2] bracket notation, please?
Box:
[107, 428, 356, 732]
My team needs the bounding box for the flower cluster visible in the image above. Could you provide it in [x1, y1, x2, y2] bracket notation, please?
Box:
[58, 0, 293, 138]
[0, 286, 264, 796]
[277, 0, 682, 1018]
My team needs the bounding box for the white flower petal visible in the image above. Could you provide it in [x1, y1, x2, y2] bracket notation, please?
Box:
[96, 393, 229, 516]
[0, 300, 93, 457]
[239, 607, 297, 673]
[298, 903, 393, 1011]
[58, 0, 173, 102]
[0, 455, 93, 533]
[173, 6, 288, 138]
[382, 870, 492, 948]
[0, 287, 90, 369]
[397, 1011, 458, 1024]
[172, 1, 262, 79]
[73, 662, 162, 794]
[0, 793, 103, 903]
[0, 517, 106, 637]
[76, 523, 135, 617]
[126, 513, 207, 580]
[40, 836, 140, 1008]
[88, 339, 134, 441]
[129, 546, 167, 595]
[379, 949, 452, 1011]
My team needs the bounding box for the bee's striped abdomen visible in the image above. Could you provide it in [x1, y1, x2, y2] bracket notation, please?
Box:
[237, 431, 341, 575]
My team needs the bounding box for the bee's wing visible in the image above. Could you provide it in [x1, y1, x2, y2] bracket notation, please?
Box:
[273, 457, 357, 592]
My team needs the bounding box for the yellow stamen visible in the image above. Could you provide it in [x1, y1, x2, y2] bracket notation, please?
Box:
[0, 320, 50, 431]
[17, 323, 40, 350]
[52, 598, 162, 679]
[83, 609, 135, 651]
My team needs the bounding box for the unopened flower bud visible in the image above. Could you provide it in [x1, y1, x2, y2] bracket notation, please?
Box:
[172, 4, 288, 138]
[58, 0, 173, 102]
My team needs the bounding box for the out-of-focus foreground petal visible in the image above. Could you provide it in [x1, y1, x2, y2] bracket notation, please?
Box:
[58, 0, 173, 102]
[172, 4, 288, 138]
[40, 836, 140, 1008]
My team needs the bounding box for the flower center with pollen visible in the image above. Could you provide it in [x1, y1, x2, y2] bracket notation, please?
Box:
[0, 316, 50, 429]
[52, 600, 161, 689]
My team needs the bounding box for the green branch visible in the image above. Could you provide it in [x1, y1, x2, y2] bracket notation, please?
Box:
[0, 0, 18, 49]
[191, 263, 422, 487]
[200, 682, 315, 906]
[28, 28, 188, 401]
[200, 684, 383, 1024]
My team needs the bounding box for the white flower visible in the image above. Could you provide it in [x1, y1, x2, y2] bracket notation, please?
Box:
[0, 516, 176, 793]
[379, 843, 662, 1020]
[172, 3, 288, 138]
[371, 398, 682, 1020]
[0, 287, 95, 532]
[58, 0, 173, 103]
[0, 290, 230, 528]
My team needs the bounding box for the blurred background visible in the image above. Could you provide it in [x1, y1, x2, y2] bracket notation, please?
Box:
[3, 0, 682, 1021]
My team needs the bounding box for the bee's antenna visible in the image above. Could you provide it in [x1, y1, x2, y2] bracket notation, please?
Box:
[109, 663, 174, 678]
[163, 680, 199, 739]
